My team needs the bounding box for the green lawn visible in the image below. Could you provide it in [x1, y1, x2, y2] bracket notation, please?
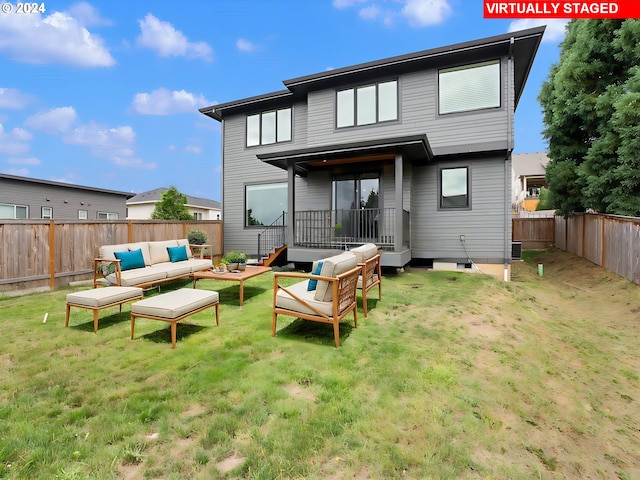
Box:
[1, 250, 639, 479]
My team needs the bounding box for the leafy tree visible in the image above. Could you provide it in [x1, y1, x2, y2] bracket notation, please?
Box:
[536, 187, 554, 211]
[151, 186, 193, 220]
[539, 19, 640, 217]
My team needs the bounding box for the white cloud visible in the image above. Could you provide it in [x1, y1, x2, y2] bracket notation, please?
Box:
[136, 14, 213, 62]
[401, 0, 452, 27]
[335, 0, 452, 27]
[25, 106, 77, 134]
[236, 38, 256, 52]
[0, 88, 34, 109]
[0, 8, 115, 67]
[0, 123, 32, 155]
[509, 19, 569, 43]
[66, 2, 112, 27]
[185, 145, 202, 154]
[131, 88, 210, 115]
[7, 156, 40, 165]
[63, 122, 156, 169]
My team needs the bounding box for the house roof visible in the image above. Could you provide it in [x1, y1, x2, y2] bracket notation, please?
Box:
[200, 26, 545, 122]
[0, 173, 135, 198]
[127, 188, 221, 209]
[512, 152, 549, 177]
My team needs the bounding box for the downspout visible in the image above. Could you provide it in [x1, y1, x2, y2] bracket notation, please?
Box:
[220, 117, 226, 254]
[287, 161, 295, 248]
[505, 38, 515, 281]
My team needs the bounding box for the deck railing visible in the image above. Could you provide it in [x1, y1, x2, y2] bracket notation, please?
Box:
[257, 211, 287, 260]
[294, 208, 404, 250]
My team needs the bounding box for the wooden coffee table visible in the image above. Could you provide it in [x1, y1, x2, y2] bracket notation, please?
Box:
[192, 265, 272, 306]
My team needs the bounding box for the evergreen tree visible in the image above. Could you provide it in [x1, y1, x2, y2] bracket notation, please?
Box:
[539, 19, 640, 217]
[151, 186, 193, 220]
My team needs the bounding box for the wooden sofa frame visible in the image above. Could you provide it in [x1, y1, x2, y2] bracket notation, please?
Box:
[272, 266, 361, 348]
[358, 254, 382, 317]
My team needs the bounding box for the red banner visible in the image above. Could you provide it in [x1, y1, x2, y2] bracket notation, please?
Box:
[484, 1, 640, 18]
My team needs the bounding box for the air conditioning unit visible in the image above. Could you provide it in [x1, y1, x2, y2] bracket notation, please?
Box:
[511, 241, 522, 260]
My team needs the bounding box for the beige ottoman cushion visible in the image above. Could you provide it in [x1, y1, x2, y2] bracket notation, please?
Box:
[67, 286, 143, 308]
[131, 289, 219, 319]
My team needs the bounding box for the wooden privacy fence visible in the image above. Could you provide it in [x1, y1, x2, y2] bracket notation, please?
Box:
[512, 217, 555, 250]
[554, 213, 640, 285]
[0, 220, 222, 292]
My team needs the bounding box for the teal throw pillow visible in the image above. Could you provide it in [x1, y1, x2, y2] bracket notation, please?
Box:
[167, 245, 189, 263]
[307, 261, 324, 291]
[114, 249, 146, 271]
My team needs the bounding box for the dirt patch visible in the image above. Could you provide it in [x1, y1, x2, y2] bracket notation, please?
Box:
[181, 402, 206, 418]
[285, 381, 317, 401]
[215, 453, 245, 474]
[466, 250, 640, 478]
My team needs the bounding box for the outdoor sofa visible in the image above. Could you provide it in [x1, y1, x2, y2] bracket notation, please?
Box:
[93, 239, 212, 289]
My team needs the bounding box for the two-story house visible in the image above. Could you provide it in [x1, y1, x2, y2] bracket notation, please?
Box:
[199, 27, 545, 280]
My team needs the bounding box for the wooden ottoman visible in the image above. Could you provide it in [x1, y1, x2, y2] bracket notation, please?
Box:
[66, 286, 144, 333]
[130, 288, 220, 348]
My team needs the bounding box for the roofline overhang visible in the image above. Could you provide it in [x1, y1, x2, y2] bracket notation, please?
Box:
[0, 173, 135, 198]
[199, 26, 545, 122]
[256, 134, 433, 176]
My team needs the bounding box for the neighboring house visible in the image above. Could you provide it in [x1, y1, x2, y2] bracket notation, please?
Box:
[512, 152, 549, 212]
[127, 188, 222, 220]
[199, 27, 545, 281]
[0, 173, 133, 220]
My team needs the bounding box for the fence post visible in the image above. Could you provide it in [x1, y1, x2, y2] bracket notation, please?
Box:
[127, 220, 133, 243]
[49, 220, 55, 290]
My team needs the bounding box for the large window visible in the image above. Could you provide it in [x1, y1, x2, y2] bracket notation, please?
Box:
[439, 167, 470, 209]
[97, 212, 119, 220]
[439, 60, 500, 115]
[337, 80, 398, 128]
[246, 107, 292, 147]
[0, 203, 28, 219]
[245, 183, 287, 226]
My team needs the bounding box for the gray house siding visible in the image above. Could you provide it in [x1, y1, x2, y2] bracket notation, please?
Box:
[202, 27, 545, 275]
[410, 154, 510, 263]
[0, 175, 130, 220]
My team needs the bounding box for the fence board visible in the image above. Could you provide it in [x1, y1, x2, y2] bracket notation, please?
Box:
[0, 220, 222, 292]
[512, 217, 554, 250]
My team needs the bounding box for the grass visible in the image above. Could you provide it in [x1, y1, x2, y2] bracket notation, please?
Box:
[1, 249, 639, 479]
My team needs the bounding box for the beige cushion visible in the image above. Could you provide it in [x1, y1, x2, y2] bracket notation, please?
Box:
[67, 286, 142, 308]
[126, 242, 152, 266]
[276, 280, 334, 316]
[182, 258, 213, 273]
[151, 262, 192, 278]
[148, 240, 178, 265]
[314, 252, 358, 302]
[100, 243, 133, 261]
[350, 243, 378, 263]
[176, 239, 194, 259]
[132, 289, 219, 319]
[107, 267, 167, 286]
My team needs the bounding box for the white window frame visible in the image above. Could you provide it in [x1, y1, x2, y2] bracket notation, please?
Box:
[438, 60, 501, 115]
[97, 212, 119, 220]
[78, 209, 88, 219]
[41, 206, 53, 219]
[0, 203, 28, 219]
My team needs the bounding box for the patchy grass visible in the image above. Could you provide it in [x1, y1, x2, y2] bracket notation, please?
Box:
[0, 249, 639, 479]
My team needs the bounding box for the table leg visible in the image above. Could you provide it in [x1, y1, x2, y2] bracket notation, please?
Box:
[239, 280, 244, 306]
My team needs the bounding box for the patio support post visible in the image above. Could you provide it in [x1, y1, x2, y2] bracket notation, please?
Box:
[287, 161, 295, 247]
[394, 153, 403, 251]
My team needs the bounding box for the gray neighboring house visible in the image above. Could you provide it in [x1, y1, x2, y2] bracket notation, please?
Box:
[0, 173, 133, 220]
[199, 27, 545, 280]
[126, 188, 222, 220]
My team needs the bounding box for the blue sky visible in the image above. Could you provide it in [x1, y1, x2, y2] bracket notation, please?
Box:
[0, 0, 568, 202]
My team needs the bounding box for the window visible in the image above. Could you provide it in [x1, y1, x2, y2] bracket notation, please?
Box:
[97, 212, 119, 220]
[439, 60, 500, 115]
[439, 167, 470, 209]
[41, 206, 53, 219]
[245, 183, 287, 226]
[193, 212, 203, 220]
[337, 80, 397, 128]
[0, 203, 28, 219]
[246, 107, 292, 147]
[78, 210, 88, 219]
